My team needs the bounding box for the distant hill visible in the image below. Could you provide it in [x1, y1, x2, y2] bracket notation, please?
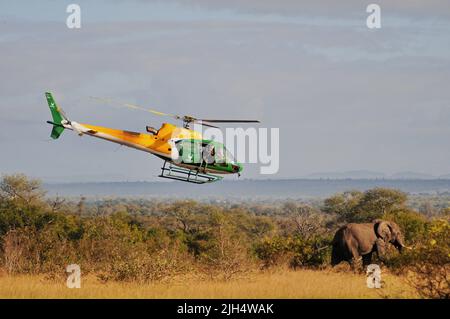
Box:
[305, 170, 385, 179]
[43, 179, 450, 200]
[390, 171, 435, 179]
[304, 170, 442, 180]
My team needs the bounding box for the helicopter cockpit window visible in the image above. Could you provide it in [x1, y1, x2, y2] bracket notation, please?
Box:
[215, 147, 225, 163]
[175, 140, 202, 164]
[225, 148, 235, 163]
[203, 144, 234, 165]
[174, 140, 235, 165]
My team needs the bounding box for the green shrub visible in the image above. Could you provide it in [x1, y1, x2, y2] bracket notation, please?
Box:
[254, 235, 331, 269]
[406, 219, 450, 299]
[289, 235, 331, 269]
[384, 209, 427, 243]
[254, 236, 290, 268]
[385, 218, 449, 298]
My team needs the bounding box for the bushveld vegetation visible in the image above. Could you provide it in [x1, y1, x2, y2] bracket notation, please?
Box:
[0, 174, 448, 298]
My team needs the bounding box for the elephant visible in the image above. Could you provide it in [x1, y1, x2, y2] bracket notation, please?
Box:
[331, 220, 409, 268]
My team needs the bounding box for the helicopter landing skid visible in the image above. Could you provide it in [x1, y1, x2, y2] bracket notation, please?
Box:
[158, 161, 223, 184]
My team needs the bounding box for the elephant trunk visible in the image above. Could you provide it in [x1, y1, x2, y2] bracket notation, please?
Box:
[394, 238, 405, 252]
[396, 239, 413, 252]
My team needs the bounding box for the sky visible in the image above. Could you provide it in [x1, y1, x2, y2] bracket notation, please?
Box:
[0, 0, 449, 182]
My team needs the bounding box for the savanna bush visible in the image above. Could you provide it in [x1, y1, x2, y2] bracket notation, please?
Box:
[385, 218, 449, 298]
[406, 219, 449, 299]
[254, 236, 290, 269]
[254, 235, 331, 269]
[384, 209, 427, 243]
[2, 226, 77, 274]
[289, 235, 331, 269]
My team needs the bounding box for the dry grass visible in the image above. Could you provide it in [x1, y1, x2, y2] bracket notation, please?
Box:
[0, 269, 418, 299]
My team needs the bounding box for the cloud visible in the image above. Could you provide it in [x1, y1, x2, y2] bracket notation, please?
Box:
[167, 0, 450, 19]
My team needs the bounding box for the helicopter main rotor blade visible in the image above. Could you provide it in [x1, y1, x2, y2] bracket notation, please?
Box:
[200, 119, 260, 123]
[90, 96, 259, 127]
[123, 102, 180, 118]
[193, 121, 220, 129]
[90, 96, 181, 120]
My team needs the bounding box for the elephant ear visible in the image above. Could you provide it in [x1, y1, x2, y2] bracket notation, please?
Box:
[375, 221, 392, 242]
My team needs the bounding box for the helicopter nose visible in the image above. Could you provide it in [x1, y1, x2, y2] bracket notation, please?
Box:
[232, 163, 243, 173]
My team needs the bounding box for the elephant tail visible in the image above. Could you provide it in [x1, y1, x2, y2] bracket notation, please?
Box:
[331, 245, 341, 266]
[331, 228, 346, 266]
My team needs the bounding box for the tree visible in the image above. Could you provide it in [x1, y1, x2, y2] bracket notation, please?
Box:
[0, 174, 51, 236]
[322, 190, 363, 222]
[323, 188, 408, 223]
[357, 188, 407, 217]
[165, 200, 200, 233]
[292, 208, 328, 239]
[0, 174, 46, 209]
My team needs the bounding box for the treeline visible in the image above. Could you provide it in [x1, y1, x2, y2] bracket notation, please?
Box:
[0, 174, 448, 297]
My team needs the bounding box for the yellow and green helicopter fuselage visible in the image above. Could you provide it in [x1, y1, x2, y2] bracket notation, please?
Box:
[45, 92, 242, 183]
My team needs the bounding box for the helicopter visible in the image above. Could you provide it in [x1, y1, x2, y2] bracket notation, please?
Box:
[45, 92, 259, 184]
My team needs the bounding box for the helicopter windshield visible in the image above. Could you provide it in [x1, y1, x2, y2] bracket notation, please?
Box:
[175, 140, 201, 163]
[213, 145, 235, 164]
[175, 140, 236, 165]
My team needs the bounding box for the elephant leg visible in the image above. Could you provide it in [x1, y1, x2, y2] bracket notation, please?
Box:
[350, 256, 362, 271]
[375, 239, 387, 263]
[349, 245, 363, 272]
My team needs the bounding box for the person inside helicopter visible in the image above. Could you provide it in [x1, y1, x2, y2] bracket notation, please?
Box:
[202, 143, 216, 164]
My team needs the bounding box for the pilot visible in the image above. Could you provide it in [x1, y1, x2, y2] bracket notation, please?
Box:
[203, 144, 215, 164]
